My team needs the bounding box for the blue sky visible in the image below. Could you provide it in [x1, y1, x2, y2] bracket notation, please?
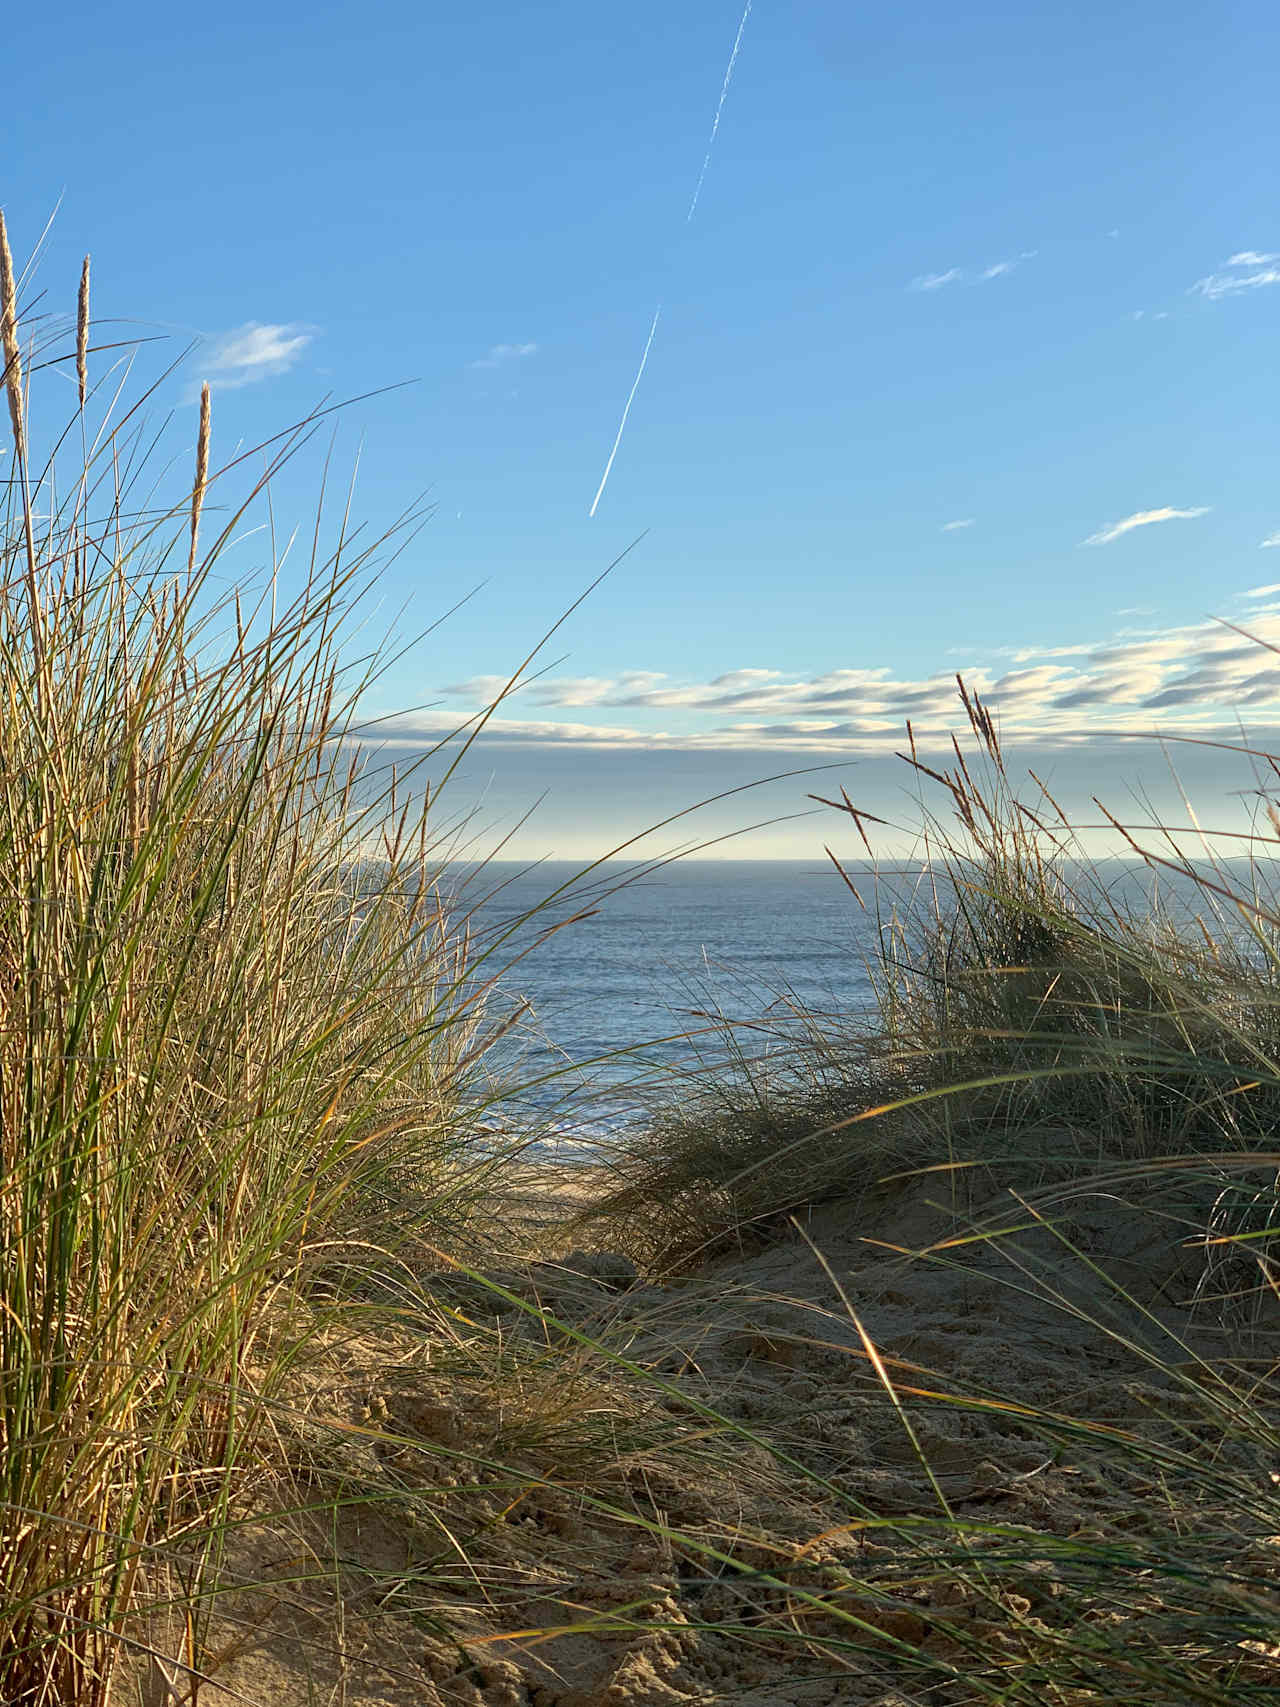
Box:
[10, 0, 1280, 857]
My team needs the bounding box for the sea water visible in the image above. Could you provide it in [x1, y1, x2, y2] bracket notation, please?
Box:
[449, 859, 912, 1147]
[443, 854, 1262, 1150]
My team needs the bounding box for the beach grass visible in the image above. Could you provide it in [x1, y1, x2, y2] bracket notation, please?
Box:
[0, 218, 561, 1703]
[586, 687, 1280, 1276]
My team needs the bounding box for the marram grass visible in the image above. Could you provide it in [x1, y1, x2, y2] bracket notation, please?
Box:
[0, 215, 518, 1705]
[588, 684, 1280, 1272]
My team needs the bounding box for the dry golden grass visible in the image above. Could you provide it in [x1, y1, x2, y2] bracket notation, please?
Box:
[0, 212, 25, 462]
[0, 220, 551, 1705]
[76, 252, 90, 408]
[188, 380, 210, 572]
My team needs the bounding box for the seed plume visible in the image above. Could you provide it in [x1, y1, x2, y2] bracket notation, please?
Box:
[76, 255, 90, 408]
[188, 382, 211, 572]
[0, 211, 25, 463]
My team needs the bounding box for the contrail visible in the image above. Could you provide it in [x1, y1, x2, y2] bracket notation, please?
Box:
[588, 305, 661, 518]
[588, 3, 753, 515]
[686, 0, 752, 223]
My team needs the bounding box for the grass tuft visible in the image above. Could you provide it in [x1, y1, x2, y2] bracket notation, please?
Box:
[0, 222, 521, 1706]
[588, 683, 1280, 1277]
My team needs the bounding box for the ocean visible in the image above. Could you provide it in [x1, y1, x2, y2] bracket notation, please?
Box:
[444, 854, 1256, 1149]
[449, 859, 913, 1146]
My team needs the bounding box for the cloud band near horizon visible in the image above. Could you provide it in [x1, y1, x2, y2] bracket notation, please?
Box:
[361, 598, 1280, 756]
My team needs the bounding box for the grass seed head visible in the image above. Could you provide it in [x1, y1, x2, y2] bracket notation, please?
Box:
[76, 254, 90, 407]
[189, 381, 211, 571]
[0, 211, 25, 461]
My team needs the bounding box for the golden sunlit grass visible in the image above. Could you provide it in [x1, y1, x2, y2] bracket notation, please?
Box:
[0, 214, 541, 1704]
[587, 684, 1280, 1275]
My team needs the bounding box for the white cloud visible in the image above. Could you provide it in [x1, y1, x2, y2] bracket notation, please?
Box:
[199, 322, 314, 391]
[911, 268, 961, 291]
[370, 711, 655, 748]
[941, 518, 974, 532]
[1010, 640, 1098, 661]
[912, 250, 1035, 292]
[470, 341, 539, 369]
[1082, 506, 1210, 547]
[1246, 583, 1280, 597]
[979, 251, 1035, 280]
[424, 593, 1280, 755]
[1194, 262, 1280, 301]
[1260, 533, 1280, 550]
[708, 667, 785, 690]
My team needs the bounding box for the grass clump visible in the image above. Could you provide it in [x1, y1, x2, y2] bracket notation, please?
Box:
[590, 682, 1280, 1270]
[0, 216, 512, 1704]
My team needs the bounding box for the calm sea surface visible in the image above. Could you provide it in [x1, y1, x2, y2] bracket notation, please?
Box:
[441, 856, 1252, 1148]
[446, 860, 914, 1146]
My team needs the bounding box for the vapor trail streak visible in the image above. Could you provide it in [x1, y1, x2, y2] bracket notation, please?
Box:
[686, 0, 752, 223]
[588, 305, 661, 517]
[588, 4, 752, 514]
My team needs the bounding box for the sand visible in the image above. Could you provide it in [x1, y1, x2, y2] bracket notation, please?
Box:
[120, 1164, 1278, 1707]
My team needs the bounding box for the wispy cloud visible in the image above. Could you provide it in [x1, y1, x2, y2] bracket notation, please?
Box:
[1193, 250, 1280, 301]
[911, 268, 961, 292]
[912, 251, 1036, 291]
[198, 322, 315, 391]
[941, 518, 975, 532]
[1082, 506, 1210, 547]
[471, 341, 538, 369]
[983, 249, 1037, 279]
[1246, 583, 1280, 598]
[419, 600, 1280, 754]
[1260, 532, 1280, 550]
